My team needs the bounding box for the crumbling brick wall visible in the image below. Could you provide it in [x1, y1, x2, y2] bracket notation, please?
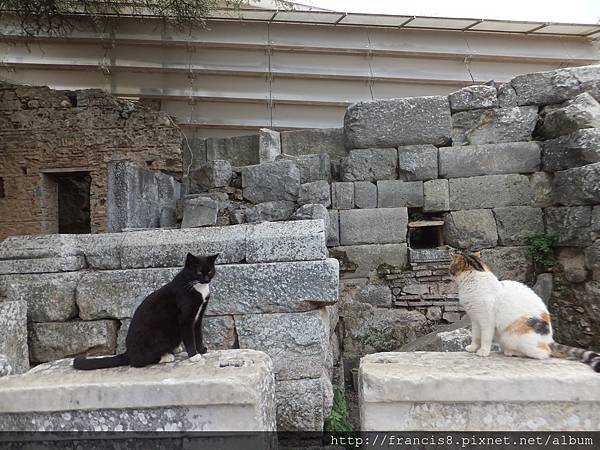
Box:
[0, 82, 182, 239]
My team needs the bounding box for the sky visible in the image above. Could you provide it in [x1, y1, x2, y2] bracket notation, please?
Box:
[298, 0, 600, 24]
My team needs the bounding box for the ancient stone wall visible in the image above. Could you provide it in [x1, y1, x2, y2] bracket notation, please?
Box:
[0, 82, 182, 239]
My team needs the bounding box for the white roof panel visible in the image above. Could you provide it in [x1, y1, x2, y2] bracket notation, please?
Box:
[273, 11, 343, 23]
[407, 17, 478, 30]
[535, 24, 600, 35]
[470, 21, 543, 33]
[339, 14, 412, 27]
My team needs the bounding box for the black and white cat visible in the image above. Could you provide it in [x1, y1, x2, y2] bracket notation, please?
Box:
[73, 253, 218, 370]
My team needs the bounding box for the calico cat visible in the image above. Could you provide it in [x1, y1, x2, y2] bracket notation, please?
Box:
[73, 253, 218, 370]
[449, 251, 600, 372]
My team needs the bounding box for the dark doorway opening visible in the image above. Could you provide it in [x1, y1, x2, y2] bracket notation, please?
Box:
[50, 172, 92, 234]
[408, 210, 445, 249]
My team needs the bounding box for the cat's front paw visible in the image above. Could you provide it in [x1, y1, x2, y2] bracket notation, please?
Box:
[465, 344, 479, 353]
[476, 348, 491, 357]
[190, 354, 203, 362]
[198, 345, 208, 355]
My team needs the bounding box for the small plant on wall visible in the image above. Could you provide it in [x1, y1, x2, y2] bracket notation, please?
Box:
[324, 385, 353, 433]
[526, 233, 558, 272]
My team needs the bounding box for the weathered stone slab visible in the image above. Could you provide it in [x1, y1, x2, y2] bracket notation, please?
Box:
[0, 234, 85, 274]
[339, 208, 408, 245]
[377, 180, 424, 208]
[480, 246, 534, 283]
[331, 243, 408, 279]
[542, 128, 600, 171]
[283, 153, 331, 183]
[344, 96, 452, 148]
[449, 85, 498, 112]
[29, 320, 119, 363]
[533, 273, 553, 305]
[291, 204, 330, 236]
[182, 137, 207, 173]
[276, 375, 332, 431]
[545, 206, 593, 247]
[246, 220, 327, 263]
[423, 179, 449, 212]
[120, 226, 246, 268]
[439, 142, 541, 178]
[77, 259, 339, 319]
[235, 310, 331, 381]
[206, 134, 260, 167]
[529, 172, 554, 207]
[242, 160, 300, 204]
[449, 174, 532, 210]
[259, 128, 281, 163]
[340, 148, 398, 182]
[0, 272, 80, 322]
[280, 128, 346, 159]
[538, 92, 600, 139]
[360, 352, 600, 431]
[397, 144, 438, 181]
[181, 196, 218, 228]
[509, 64, 600, 106]
[189, 160, 232, 191]
[339, 279, 393, 308]
[298, 180, 331, 207]
[0, 301, 28, 375]
[245, 201, 297, 223]
[327, 209, 340, 247]
[553, 162, 600, 206]
[497, 82, 517, 107]
[354, 181, 377, 209]
[493, 206, 544, 246]
[331, 182, 354, 210]
[451, 106, 538, 146]
[444, 209, 498, 250]
[0, 350, 276, 431]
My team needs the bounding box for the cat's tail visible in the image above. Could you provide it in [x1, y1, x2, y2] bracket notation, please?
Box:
[550, 342, 600, 372]
[73, 353, 129, 370]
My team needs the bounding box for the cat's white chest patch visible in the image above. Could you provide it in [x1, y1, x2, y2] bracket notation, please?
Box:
[193, 283, 210, 301]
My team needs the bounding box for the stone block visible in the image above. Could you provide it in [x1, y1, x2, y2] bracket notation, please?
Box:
[423, 179, 450, 212]
[189, 160, 232, 191]
[206, 134, 260, 167]
[354, 181, 377, 209]
[327, 209, 340, 247]
[181, 196, 218, 228]
[439, 142, 541, 178]
[242, 160, 300, 204]
[557, 248, 588, 283]
[339, 208, 408, 245]
[298, 180, 331, 207]
[276, 375, 332, 431]
[331, 243, 408, 279]
[449, 174, 532, 210]
[29, 320, 119, 363]
[345, 281, 393, 308]
[359, 352, 600, 431]
[119, 225, 246, 269]
[397, 144, 438, 181]
[529, 172, 554, 207]
[259, 128, 281, 163]
[377, 180, 424, 208]
[493, 206, 544, 246]
[182, 137, 207, 173]
[480, 246, 534, 283]
[444, 209, 498, 250]
[449, 85, 498, 112]
[436, 328, 472, 351]
[542, 128, 600, 171]
[283, 153, 331, 183]
[344, 96, 452, 148]
[280, 128, 347, 159]
[245, 201, 297, 223]
[538, 92, 600, 139]
[545, 206, 593, 247]
[532, 273, 553, 305]
[343, 303, 428, 357]
[0, 234, 86, 275]
[76, 259, 339, 319]
[246, 220, 327, 264]
[0, 301, 28, 375]
[553, 162, 600, 206]
[451, 106, 538, 146]
[235, 309, 331, 381]
[291, 204, 331, 238]
[340, 148, 398, 182]
[497, 82, 517, 107]
[509, 64, 600, 106]
[331, 182, 354, 209]
[0, 350, 276, 432]
[0, 272, 80, 322]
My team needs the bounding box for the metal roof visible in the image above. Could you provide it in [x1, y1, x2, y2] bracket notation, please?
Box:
[207, 8, 600, 37]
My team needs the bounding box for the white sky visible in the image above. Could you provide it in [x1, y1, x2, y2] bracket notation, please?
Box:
[299, 0, 600, 24]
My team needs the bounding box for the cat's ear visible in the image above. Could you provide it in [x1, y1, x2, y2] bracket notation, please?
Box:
[472, 251, 481, 258]
[209, 253, 220, 263]
[185, 253, 197, 267]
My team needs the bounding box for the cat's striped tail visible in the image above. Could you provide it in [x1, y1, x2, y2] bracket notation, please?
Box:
[73, 353, 129, 370]
[550, 342, 600, 372]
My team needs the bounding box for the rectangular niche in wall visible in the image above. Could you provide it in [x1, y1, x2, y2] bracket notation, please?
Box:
[41, 170, 92, 234]
[408, 210, 444, 249]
